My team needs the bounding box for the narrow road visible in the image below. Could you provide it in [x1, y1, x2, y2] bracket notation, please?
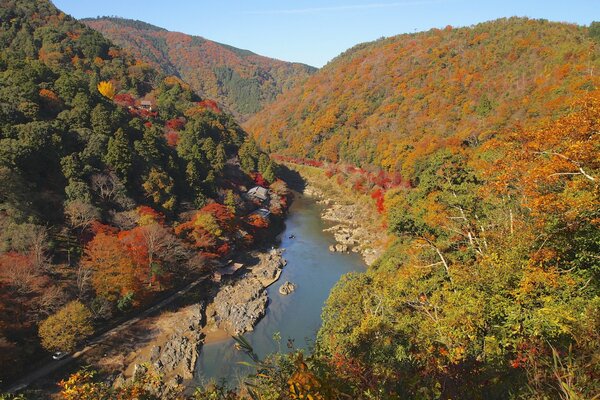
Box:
[6, 275, 208, 394]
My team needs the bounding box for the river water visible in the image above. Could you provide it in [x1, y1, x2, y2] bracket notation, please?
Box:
[195, 192, 366, 383]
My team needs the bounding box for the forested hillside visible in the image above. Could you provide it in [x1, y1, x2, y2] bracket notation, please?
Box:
[246, 18, 599, 175]
[82, 17, 317, 120]
[0, 0, 283, 385]
[1, 2, 599, 398]
[227, 18, 600, 400]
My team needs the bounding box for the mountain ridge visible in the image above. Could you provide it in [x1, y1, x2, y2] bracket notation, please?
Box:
[244, 17, 599, 177]
[83, 17, 317, 120]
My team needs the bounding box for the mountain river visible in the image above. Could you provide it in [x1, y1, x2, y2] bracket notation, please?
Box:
[195, 192, 367, 383]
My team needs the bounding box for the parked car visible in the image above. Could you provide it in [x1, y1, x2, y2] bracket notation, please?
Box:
[52, 351, 68, 360]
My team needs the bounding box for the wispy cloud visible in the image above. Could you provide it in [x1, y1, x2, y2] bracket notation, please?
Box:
[245, 1, 444, 15]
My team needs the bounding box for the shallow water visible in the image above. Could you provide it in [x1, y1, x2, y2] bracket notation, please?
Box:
[195, 192, 366, 383]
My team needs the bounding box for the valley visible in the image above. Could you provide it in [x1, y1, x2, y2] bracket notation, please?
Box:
[1, 1, 599, 399]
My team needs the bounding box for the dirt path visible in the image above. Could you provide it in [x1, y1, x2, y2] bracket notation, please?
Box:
[6, 275, 208, 394]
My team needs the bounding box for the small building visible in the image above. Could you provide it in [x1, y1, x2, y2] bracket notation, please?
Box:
[247, 186, 269, 202]
[235, 229, 250, 240]
[140, 100, 153, 111]
[252, 208, 271, 219]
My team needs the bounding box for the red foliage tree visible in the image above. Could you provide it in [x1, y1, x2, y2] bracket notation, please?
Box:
[113, 93, 136, 108]
[165, 131, 180, 147]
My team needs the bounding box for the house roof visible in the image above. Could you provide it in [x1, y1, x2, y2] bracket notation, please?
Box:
[248, 186, 268, 200]
[252, 208, 271, 218]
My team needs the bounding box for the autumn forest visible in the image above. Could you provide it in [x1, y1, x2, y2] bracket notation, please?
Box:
[0, 0, 599, 399]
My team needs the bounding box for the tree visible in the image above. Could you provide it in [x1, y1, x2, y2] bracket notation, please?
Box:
[64, 200, 100, 233]
[119, 223, 186, 289]
[590, 21, 600, 42]
[224, 190, 237, 215]
[38, 300, 93, 352]
[90, 104, 112, 136]
[262, 162, 276, 184]
[239, 138, 259, 173]
[97, 81, 115, 99]
[142, 168, 176, 211]
[83, 232, 143, 305]
[105, 128, 133, 182]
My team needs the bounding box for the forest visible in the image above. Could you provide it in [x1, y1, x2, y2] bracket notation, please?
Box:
[0, 0, 284, 387]
[82, 17, 316, 120]
[238, 17, 600, 400]
[0, 0, 599, 399]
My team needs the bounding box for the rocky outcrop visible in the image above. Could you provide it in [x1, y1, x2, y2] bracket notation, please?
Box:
[304, 184, 385, 265]
[211, 277, 268, 334]
[252, 249, 286, 287]
[116, 303, 205, 397]
[205, 248, 287, 336]
[278, 281, 296, 295]
[328, 243, 348, 253]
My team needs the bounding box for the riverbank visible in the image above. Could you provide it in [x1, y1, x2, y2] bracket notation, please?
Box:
[291, 165, 388, 266]
[195, 192, 367, 382]
[107, 246, 287, 394]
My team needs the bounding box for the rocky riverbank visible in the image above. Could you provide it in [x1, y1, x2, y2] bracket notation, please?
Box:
[304, 185, 385, 265]
[112, 248, 287, 395]
[204, 248, 286, 336]
[113, 303, 206, 397]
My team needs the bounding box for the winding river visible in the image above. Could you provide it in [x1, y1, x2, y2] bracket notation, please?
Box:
[195, 192, 367, 383]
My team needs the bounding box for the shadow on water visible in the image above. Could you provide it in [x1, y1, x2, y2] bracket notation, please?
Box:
[194, 192, 366, 384]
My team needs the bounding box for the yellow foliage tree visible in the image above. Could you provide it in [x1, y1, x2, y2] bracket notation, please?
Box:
[38, 301, 94, 352]
[97, 81, 115, 100]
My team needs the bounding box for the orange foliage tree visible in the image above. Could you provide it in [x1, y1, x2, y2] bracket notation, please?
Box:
[83, 232, 144, 305]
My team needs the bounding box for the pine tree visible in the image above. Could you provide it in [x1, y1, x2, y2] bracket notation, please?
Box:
[105, 128, 132, 182]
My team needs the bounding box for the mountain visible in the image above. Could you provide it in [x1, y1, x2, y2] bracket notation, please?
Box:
[245, 17, 599, 177]
[82, 17, 317, 120]
[241, 18, 600, 399]
[0, 0, 280, 385]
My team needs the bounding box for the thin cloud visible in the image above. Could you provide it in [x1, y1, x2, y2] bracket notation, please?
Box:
[245, 1, 445, 15]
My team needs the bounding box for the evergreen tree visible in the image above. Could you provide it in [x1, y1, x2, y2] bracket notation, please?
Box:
[105, 128, 132, 182]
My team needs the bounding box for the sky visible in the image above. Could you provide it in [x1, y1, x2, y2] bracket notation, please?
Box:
[53, 0, 599, 68]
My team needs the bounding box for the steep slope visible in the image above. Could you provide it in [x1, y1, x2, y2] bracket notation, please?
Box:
[245, 17, 600, 177]
[0, 0, 281, 385]
[82, 17, 317, 120]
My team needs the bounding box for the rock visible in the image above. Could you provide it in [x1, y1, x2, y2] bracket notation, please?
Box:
[329, 244, 336, 252]
[124, 301, 206, 394]
[149, 345, 161, 362]
[335, 243, 348, 252]
[252, 249, 285, 285]
[213, 278, 268, 334]
[278, 281, 296, 295]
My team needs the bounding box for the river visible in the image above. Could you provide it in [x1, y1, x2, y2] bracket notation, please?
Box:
[195, 192, 367, 383]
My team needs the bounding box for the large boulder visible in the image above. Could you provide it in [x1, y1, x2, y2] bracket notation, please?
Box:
[278, 281, 296, 295]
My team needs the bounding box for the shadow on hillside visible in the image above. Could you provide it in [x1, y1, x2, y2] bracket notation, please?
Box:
[277, 164, 306, 193]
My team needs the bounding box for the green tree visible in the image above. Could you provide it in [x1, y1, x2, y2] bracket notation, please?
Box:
[105, 128, 132, 182]
[90, 104, 112, 136]
[224, 190, 236, 215]
[590, 21, 600, 42]
[238, 138, 259, 173]
[262, 162, 276, 184]
[142, 168, 176, 211]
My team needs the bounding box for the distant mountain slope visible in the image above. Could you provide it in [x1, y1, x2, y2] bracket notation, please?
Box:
[245, 17, 599, 175]
[83, 17, 317, 120]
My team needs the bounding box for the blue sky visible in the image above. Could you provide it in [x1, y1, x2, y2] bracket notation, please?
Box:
[54, 0, 598, 67]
